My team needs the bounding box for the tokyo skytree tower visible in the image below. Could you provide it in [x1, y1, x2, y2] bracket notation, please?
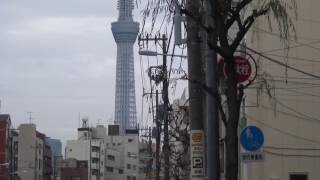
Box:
[111, 0, 139, 134]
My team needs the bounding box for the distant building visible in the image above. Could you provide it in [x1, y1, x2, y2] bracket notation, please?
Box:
[65, 120, 147, 180]
[17, 124, 52, 180]
[105, 126, 140, 180]
[111, 0, 139, 135]
[10, 130, 19, 180]
[46, 138, 62, 157]
[0, 114, 11, 180]
[43, 144, 53, 180]
[58, 158, 88, 180]
[46, 137, 62, 180]
[65, 120, 106, 180]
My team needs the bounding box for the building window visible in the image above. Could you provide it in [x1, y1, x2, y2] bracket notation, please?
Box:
[92, 158, 99, 163]
[132, 176, 136, 180]
[290, 173, 308, 180]
[128, 139, 133, 142]
[127, 164, 131, 169]
[119, 169, 123, 174]
[106, 166, 114, 172]
[127, 176, 131, 180]
[107, 155, 115, 161]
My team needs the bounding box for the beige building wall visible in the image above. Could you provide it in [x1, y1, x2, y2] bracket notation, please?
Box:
[17, 124, 45, 180]
[245, 0, 320, 180]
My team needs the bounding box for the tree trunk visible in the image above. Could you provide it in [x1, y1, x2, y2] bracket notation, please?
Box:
[225, 58, 242, 180]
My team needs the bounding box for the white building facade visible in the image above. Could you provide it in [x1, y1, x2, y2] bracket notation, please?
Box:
[242, 0, 320, 180]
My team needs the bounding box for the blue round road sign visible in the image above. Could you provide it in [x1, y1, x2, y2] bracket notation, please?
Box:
[240, 126, 264, 151]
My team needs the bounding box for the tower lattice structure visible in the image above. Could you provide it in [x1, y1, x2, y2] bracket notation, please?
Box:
[111, 0, 139, 135]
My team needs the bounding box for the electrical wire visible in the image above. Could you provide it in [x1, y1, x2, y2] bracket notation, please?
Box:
[253, 28, 320, 53]
[245, 113, 320, 145]
[246, 46, 320, 79]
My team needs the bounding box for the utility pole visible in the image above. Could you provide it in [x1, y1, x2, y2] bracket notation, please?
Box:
[155, 90, 161, 180]
[203, 0, 220, 179]
[186, 0, 206, 179]
[148, 127, 153, 180]
[161, 34, 170, 180]
[138, 34, 170, 179]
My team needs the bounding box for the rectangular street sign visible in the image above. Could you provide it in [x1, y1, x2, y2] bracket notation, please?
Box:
[190, 130, 205, 179]
[241, 152, 265, 162]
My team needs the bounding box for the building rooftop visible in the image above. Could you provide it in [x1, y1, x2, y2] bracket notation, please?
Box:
[0, 114, 10, 123]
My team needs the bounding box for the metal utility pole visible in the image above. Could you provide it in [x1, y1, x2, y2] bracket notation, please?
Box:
[155, 90, 161, 180]
[186, 0, 206, 179]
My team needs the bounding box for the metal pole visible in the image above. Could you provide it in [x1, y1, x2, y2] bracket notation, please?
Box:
[155, 90, 161, 180]
[205, 0, 220, 179]
[162, 34, 170, 180]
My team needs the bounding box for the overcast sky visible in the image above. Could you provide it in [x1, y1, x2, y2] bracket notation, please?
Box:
[0, 0, 138, 142]
[0, 0, 187, 144]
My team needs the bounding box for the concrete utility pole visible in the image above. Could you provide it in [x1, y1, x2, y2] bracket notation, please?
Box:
[161, 34, 170, 180]
[138, 34, 169, 179]
[155, 90, 161, 180]
[148, 127, 153, 180]
[186, 0, 206, 179]
[205, 0, 220, 179]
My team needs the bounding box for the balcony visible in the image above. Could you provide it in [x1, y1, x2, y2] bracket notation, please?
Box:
[91, 152, 100, 158]
[91, 140, 101, 147]
[91, 162, 99, 169]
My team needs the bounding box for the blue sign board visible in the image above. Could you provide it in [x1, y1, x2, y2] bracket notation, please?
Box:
[240, 126, 264, 151]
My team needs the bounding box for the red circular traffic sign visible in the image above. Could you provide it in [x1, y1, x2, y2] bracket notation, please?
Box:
[220, 52, 257, 88]
[233, 56, 252, 83]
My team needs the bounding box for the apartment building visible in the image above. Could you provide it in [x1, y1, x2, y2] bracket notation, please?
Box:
[17, 123, 52, 180]
[105, 127, 140, 180]
[0, 114, 11, 180]
[242, 1, 320, 180]
[65, 123, 106, 180]
[59, 158, 88, 180]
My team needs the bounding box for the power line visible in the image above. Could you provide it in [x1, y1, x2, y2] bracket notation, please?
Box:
[246, 98, 320, 124]
[253, 28, 320, 52]
[264, 53, 320, 63]
[245, 114, 320, 145]
[246, 46, 320, 79]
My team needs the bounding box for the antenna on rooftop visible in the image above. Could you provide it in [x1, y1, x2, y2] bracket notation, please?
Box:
[81, 117, 89, 128]
[27, 112, 33, 123]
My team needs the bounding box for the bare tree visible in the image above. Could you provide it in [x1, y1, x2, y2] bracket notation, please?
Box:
[139, 0, 297, 180]
[169, 103, 190, 180]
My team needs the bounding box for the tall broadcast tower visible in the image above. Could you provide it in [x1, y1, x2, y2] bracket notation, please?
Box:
[111, 0, 139, 134]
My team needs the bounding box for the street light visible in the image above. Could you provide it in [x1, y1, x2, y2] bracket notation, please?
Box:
[138, 50, 187, 58]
